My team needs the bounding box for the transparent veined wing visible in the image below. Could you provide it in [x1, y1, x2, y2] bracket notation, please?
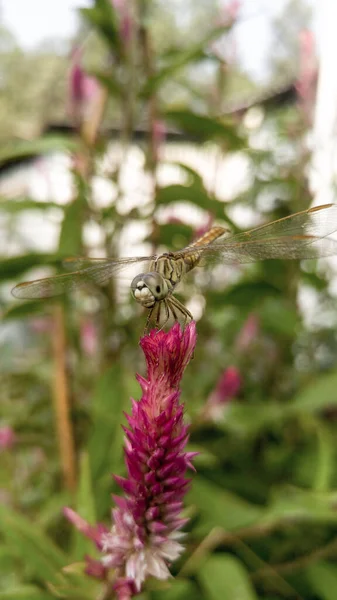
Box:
[178, 204, 337, 265]
[11, 256, 154, 299]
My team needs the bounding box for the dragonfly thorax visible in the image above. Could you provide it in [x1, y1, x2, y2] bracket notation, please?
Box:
[131, 272, 169, 308]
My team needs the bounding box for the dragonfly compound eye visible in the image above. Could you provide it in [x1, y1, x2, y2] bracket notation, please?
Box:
[131, 272, 168, 307]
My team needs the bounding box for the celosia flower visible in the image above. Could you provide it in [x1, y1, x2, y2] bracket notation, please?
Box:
[111, 0, 133, 45]
[296, 29, 317, 122]
[68, 47, 99, 124]
[152, 119, 166, 162]
[219, 0, 240, 25]
[0, 426, 16, 450]
[235, 313, 259, 353]
[80, 318, 98, 357]
[64, 322, 197, 599]
[203, 366, 241, 420]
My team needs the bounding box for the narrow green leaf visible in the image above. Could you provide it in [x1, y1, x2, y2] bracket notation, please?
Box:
[0, 253, 59, 281]
[172, 162, 206, 186]
[80, 2, 120, 54]
[0, 136, 78, 164]
[0, 587, 54, 600]
[305, 561, 337, 600]
[188, 477, 262, 533]
[72, 452, 97, 560]
[0, 504, 67, 585]
[266, 486, 337, 524]
[3, 300, 54, 320]
[88, 365, 127, 515]
[259, 297, 299, 337]
[313, 423, 335, 492]
[288, 371, 337, 414]
[225, 402, 285, 434]
[165, 110, 245, 148]
[77, 453, 97, 523]
[155, 184, 226, 219]
[58, 197, 85, 256]
[153, 223, 194, 250]
[198, 554, 258, 600]
[141, 25, 231, 98]
[151, 578, 202, 600]
[210, 281, 280, 309]
[0, 198, 61, 213]
[91, 71, 122, 97]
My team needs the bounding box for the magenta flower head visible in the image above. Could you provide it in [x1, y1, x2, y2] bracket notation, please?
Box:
[203, 366, 241, 420]
[0, 426, 16, 450]
[64, 322, 197, 599]
[68, 47, 98, 124]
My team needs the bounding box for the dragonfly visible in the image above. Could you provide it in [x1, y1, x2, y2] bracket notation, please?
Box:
[12, 204, 337, 329]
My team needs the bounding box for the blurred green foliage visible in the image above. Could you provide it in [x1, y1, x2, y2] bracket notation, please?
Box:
[0, 1, 336, 599]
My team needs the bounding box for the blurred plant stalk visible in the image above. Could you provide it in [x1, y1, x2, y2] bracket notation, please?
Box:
[52, 305, 76, 492]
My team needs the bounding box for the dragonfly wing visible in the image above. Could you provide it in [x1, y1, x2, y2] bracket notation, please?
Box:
[201, 235, 337, 264]
[11, 256, 153, 299]
[181, 204, 337, 264]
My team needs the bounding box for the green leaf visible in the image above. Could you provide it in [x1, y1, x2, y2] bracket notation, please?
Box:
[198, 554, 258, 600]
[3, 300, 54, 320]
[258, 297, 299, 338]
[313, 423, 335, 492]
[265, 486, 337, 524]
[153, 223, 194, 250]
[0, 587, 54, 600]
[0, 198, 61, 213]
[58, 197, 85, 256]
[210, 280, 280, 309]
[155, 184, 226, 220]
[172, 162, 205, 186]
[72, 452, 97, 560]
[88, 365, 127, 515]
[0, 253, 59, 281]
[288, 371, 337, 414]
[80, 1, 120, 54]
[188, 477, 262, 533]
[305, 561, 337, 600]
[165, 110, 245, 148]
[141, 25, 231, 98]
[0, 136, 78, 164]
[151, 579, 202, 600]
[0, 504, 67, 586]
[50, 577, 99, 599]
[225, 402, 285, 434]
[91, 71, 122, 97]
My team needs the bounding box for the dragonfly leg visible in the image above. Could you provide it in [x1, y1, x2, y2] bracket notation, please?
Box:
[144, 308, 154, 334]
[156, 300, 171, 333]
[145, 302, 162, 332]
[167, 296, 193, 328]
[155, 302, 161, 329]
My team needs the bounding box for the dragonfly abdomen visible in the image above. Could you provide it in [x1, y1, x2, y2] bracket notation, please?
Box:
[187, 226, 230, 249]
[179, 226, 229, 270]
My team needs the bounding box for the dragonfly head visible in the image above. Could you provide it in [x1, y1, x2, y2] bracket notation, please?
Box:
[131, 272, 169, 308]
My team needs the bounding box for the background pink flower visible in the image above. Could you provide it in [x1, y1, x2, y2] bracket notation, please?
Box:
[204, 366, 241, 420]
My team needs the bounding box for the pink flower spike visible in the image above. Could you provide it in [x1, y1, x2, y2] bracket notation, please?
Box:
[0, 426, 16, 450]
[68, 47, 99, 125]
[152, 119, 166, 161]
[64, 323, 197, 597]
[235, 313, 259, 352]
[63, 508, 107, 549]
[204, 366, 241, 420]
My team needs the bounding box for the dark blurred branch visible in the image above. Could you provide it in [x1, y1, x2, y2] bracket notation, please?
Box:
[252, 535, 337, 582]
